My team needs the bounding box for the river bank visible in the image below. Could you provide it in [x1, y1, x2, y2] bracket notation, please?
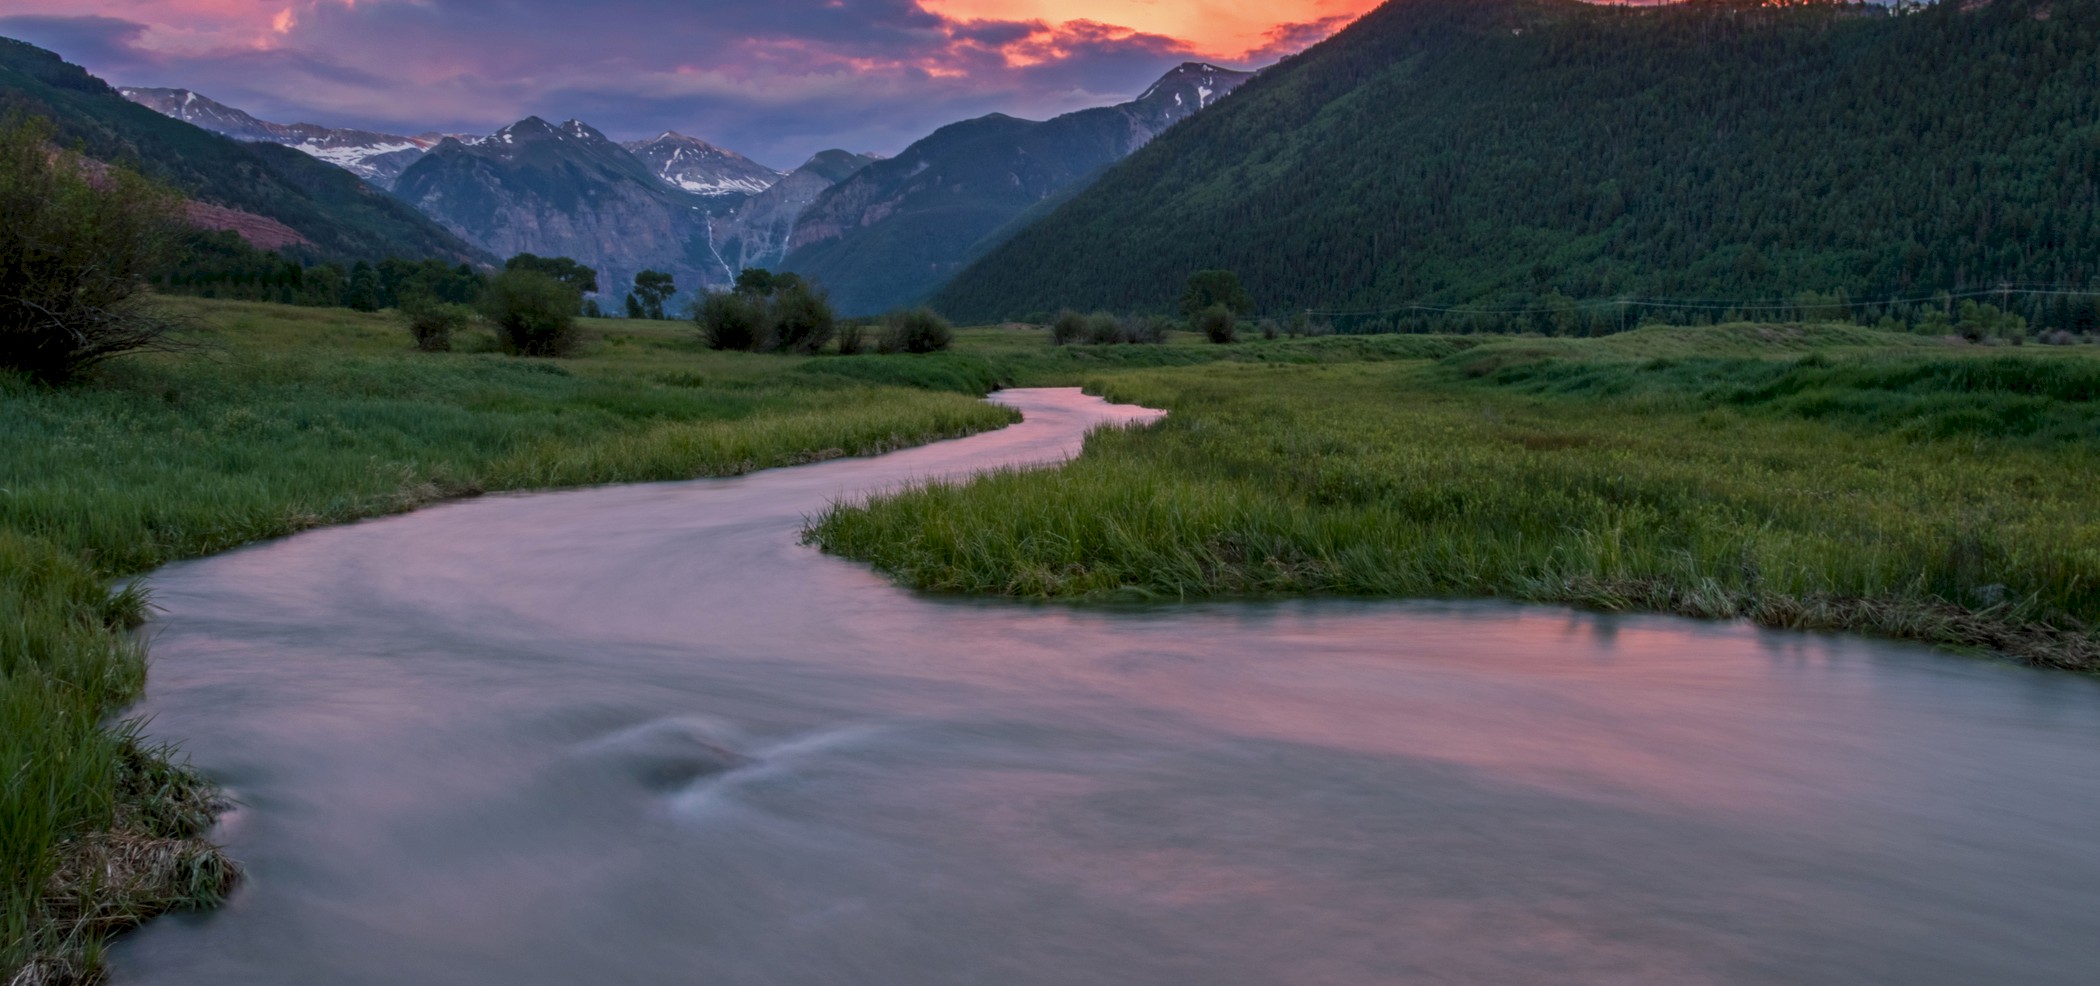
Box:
[811, 324, 2100, 671]
[108, 387, 2100, 986]
[0, 299, 1017, 983]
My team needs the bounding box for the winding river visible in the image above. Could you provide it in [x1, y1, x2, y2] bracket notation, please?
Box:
[116, 389, 2100, 984]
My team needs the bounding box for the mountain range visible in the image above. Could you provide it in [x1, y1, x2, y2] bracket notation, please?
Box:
[108, 60, 1255, 309]
[0, 38, 481, 264]
[934, 0, 2100, 322]
[391, 116, 728, 300]
[115, 87, 448, 188]
[623, 132, 784, 200]
[779, 62, 1253, 315]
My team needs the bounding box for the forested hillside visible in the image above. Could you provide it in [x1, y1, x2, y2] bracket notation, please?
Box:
[934, 0, 2100, 326]
[0, 38, 483, 264]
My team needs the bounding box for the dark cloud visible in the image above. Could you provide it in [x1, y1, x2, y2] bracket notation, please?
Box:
[7, 1, 1317, 168]
[1243, 15, 1358, 63]
[0, 15, 155, 76]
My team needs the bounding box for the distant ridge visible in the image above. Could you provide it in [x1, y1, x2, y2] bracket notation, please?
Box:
[115, 87, 441, 187]
[779, 61, 1255, 315]
[623, 132, 784, 199]
[0, 37, 485, 263]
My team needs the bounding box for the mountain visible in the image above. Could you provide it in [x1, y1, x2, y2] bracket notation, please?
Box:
[392, 116, 728, 298]
[933, 0, 2100, 323]
[116, 87, 443, 188]
[779, 61, 1254, 315]
[710, 149, 880, 280]
[623, 132, 784, 199]
[0, 37, 483, 263]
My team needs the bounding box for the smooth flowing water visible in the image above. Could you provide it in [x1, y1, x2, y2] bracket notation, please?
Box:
[116, 389, 2100, 985]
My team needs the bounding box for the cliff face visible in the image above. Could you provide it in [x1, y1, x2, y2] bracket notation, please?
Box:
[710, 149, 879, 278]
[393, 117, 728, 299]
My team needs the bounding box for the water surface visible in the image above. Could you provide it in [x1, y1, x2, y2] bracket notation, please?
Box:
[117, 388, 2100, 984]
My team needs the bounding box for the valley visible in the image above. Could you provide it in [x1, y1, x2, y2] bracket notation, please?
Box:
[5, 0, 2100, 982]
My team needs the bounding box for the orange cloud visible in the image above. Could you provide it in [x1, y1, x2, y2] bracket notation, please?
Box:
[921, 0, 1382, 59]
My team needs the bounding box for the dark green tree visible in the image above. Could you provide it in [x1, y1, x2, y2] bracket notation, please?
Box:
[482, 269, 581, 356]
[0, 117, 183, 383]
[735, 267, 804, 298]
[625, 293, 644, 319]
[695, 290, 771, 351]
[504, 253, 598, 295]
[633, 269, 676, 320]
[770, 281, 837, 354]
[1181, 270, 1253, 321]
[343, 261, 386, 312]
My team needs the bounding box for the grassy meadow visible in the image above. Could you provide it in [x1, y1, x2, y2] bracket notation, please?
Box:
[811, 323, 2100, 670]
[14, 301, 2100, 980]
[0, 298, 1020, 980]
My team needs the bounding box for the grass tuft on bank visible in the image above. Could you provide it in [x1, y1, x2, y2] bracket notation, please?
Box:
[809, 324, 2100, 671]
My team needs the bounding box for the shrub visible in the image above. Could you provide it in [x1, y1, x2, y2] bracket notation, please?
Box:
[481, 269, 581, 357]
[1085, 312, 1125, 345]
[1050, 309, 1087, 346]
[770, 281, 837, 354]
[1260, 318, 1281, 340]
[0, 117, 184, 383]
[1130, 316, 1173, 344]
[836, 320, 869, 355]
[1195, 304, 1237, 344]
[695, 290, 771, 351]
[397, 298, 476, 353]
[880, 308, 954, 354]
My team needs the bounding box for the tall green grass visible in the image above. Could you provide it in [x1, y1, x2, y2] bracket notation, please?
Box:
[1, 299, 1016, 978]
[810, 325, 2100, 669]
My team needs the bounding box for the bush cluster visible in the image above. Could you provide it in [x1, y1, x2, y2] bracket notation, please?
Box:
[695, 269, 837, 354]
[1050, 310, 1171, 346]
[1194, 304, 1238, 344]
[482, 269, 581, 357]
[878, 308, 954, 354]
[396, 298, 477, 352]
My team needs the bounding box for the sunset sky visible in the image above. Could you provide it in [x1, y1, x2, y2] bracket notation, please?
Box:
[0, 0, 1380, 167]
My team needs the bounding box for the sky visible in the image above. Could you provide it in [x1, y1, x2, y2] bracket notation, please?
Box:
[0, 0, 1380, 169]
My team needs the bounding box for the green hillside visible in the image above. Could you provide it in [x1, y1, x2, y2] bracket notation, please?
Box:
[933, 0, 2100, 326]
[0, 37, 484, 264]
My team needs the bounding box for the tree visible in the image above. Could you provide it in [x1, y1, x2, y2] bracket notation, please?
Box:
[1181, 270, 1253, 321]
[632, 269, 676, 320]
[0, 117, 184, 383]
[769, 280, 836, 354]
[624, 293, 644, 319]
[504, 253, 598, 296]
[482, 269, 581, 356]
[734, 267, 803, 298]
[343, 261, 385, 312]
[1195, 304, 1237, 344]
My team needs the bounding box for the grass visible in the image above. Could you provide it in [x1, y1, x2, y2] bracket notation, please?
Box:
[1, 298, 1019, 982]
[808, 322, 2100, 671]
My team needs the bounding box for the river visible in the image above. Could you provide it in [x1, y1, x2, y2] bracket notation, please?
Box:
[114, 388, 2100, 984]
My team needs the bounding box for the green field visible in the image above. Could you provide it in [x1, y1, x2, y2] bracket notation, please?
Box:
[811, 323, 2100, 671]
[0, 299, 1019, 980]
